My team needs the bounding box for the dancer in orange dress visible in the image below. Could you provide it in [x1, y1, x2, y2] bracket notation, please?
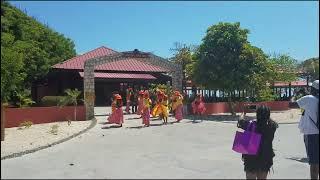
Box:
[172, 90, 184, 122]
[107, 94, 124, 127]
[137, 90, 145, 116]
[191, 94, 206, 122]
[142, 91, 152, 127]
[125, 87, 133, 114]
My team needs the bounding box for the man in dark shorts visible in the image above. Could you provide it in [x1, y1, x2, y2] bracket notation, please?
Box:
[290, 80, 319, 179]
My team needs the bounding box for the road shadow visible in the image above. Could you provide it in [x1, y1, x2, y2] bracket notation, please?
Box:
[126, 117, 142, 120]
[126, 125, 144, 129]
[126, 121, 177, 129]
[99, 122, 111, 125]
[186, 114, 257, 122]
[286, 157, 308, 164]
[185, 120, 204, 124]
[101, 125, 122, 129]
[95, 114, 109, 117]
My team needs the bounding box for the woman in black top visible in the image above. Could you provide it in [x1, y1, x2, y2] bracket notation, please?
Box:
[237, 105, 279, 179]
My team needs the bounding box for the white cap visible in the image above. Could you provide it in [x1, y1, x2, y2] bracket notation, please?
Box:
[311, 80, 319, 90]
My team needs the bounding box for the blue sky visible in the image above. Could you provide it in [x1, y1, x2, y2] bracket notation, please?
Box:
[10, 1, 319, 61]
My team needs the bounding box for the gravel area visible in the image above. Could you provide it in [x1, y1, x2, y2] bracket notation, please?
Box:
[1, 120, 92, 159]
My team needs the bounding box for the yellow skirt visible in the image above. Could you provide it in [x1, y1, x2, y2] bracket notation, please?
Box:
[152, 104, 169, 118]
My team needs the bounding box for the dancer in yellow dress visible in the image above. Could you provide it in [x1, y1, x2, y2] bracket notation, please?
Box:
[152, 90, 169, 124]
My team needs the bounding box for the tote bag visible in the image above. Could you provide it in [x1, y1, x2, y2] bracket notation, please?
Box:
[232, 121, 261, 155]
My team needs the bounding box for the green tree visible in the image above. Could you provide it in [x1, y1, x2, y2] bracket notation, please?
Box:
[1, 1, 76, 102]
[299, 57, 319, 81]
[170, 42, 197, 84]
[193, 22, 253, 115]
[58, 89, 82, 122]
[268, 54, 298, 83]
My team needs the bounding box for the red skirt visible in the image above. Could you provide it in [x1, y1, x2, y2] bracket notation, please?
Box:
[137, 100, 144, 115]
[107, 108, 124, 125]
[192, 101, 206, 115]
[175, 104, 183, 121]
[142, 108, 150, 126]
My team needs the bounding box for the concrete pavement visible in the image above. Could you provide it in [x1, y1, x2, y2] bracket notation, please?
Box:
[1, 107, 309, 179]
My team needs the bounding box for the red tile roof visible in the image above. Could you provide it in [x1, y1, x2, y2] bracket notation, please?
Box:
[95, 58, 168, 72]
[273, 80, 307, 87]
[53, 46, 169, 72]
[78, 72, 156, 80]
[53, 46, 118, 70]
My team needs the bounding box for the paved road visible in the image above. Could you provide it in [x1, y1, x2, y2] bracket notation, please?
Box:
[1, 107, 309, 179]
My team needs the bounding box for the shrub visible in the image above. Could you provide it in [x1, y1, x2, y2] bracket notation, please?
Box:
[49, 124, 59, 135]
[18, 120, 33, 129]
[41, 96, 69, 106]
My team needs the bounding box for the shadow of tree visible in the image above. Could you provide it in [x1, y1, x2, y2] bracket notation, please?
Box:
[184, 114, 256, 122]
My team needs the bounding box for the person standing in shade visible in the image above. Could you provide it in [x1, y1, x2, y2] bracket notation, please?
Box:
[125, 87, 133, 114]
[131, 89, 138, 114]
[290, 80, 319, 179]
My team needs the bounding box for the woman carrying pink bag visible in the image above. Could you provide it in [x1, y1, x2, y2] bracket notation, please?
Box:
[236, 105, 278, 179]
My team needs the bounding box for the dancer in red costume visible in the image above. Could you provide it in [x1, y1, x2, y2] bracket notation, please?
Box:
[172, 90, 184, 122]
[107, 94, 124, 127]
[191, 94, 206, 122]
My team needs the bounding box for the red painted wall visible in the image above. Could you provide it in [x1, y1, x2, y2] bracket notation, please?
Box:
[203, 101, 290, 114]
[4, 106, 86, 128]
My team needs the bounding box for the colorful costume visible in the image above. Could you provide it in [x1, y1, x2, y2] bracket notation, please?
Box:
[142, 91, 152, 126]
[111, 94, 117, 113]
[137, 90, 144, 115]
[191, 94, 206, 115]
[107, 94, 124, 126]
[125, 88, 133, 114]
[172, 91, 184, 122]
[152, 91, 169, 119]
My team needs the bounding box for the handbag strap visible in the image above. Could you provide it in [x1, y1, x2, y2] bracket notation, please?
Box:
[306, 95, 319, 130]
[246, 121, 256, 132]
[308, 115, 319, 130]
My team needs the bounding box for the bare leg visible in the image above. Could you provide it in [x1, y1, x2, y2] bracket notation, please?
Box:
[310, 164, 319, 179]
[246, 171, 257, 179]
[257, 171, 268, 179]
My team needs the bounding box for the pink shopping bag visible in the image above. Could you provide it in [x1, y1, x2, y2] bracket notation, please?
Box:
[232, 121, 261, 155]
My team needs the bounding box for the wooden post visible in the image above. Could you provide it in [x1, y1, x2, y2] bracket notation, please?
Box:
[1, 103, 5, 141]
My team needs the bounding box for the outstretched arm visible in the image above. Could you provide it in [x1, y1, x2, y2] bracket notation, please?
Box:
[237, 113, 249, 130]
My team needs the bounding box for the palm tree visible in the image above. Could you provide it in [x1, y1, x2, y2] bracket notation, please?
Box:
[58, 89, 82, 123]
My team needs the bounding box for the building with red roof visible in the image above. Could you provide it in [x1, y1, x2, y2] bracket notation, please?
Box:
[34, 46, 173, 106]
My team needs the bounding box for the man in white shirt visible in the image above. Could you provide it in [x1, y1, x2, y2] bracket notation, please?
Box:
[291, 80, 319, 179]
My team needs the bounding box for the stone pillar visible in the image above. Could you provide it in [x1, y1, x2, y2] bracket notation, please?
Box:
[84, 61, 95, 120]
[1, 103, 5, 141]
[172, 69, 183, 92]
